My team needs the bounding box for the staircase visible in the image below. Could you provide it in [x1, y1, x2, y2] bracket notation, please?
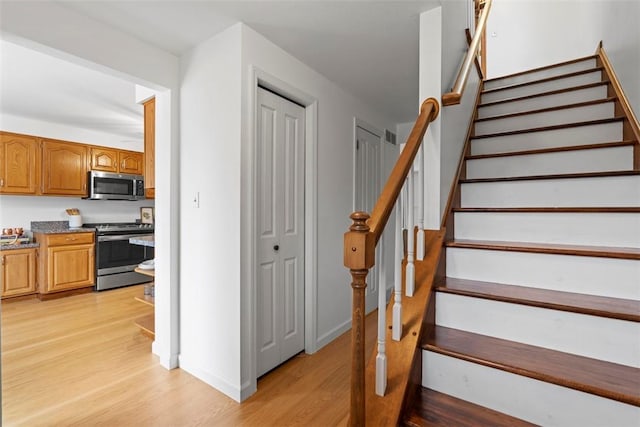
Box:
[404, 55, 640, 425]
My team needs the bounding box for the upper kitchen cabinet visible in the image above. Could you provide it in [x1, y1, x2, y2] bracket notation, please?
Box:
[0, 131, 39, 195]
[90, 147, 144, 175]
[143, 98, 155, 199]
[41, 139, 88, 196]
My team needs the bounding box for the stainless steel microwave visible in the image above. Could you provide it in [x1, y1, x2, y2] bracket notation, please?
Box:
[85, 171, 145, 200]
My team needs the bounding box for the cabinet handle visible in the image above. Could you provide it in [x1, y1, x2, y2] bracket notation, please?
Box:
[66, 237, 77, 241]
[0, 178, 4, 187]
[121, 161, 125, 169]
[1, 256, 4, 265]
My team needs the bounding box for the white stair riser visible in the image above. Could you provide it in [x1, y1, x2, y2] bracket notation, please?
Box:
[477, 85, 608, 118]
[461, 176, 640, 207]
[454, 212, 640, 248]
[483, 59, 598, 91]
[466, 146, 633, 179]
[422, 351, 640, 427]
[471, 122, 622, 155]
[482, 71, 602, 104]
[435, 293, 640, 367]
[475, 102, 614, 135]
[446, 247, 640, 300]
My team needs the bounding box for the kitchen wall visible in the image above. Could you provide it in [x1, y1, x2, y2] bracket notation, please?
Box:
[0, 1, 181, 370]
[0, 113, 151, 231]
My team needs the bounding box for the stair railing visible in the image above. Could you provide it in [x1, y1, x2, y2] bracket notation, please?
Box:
[344, 97, 439, 426]
[442, 0, 493, 106]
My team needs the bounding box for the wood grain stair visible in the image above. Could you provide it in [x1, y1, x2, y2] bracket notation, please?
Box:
[482, 67, 603, 95]
[424, 326, 640, 406]
[402, 387, 537, 427]
[460, 169, 640, 183]
[471, 116, 624, 139]
[445, 239, 640, 260]
[435, 277, 640, 322]
[478, 80, 610, 109]
[484, 54, 597, 85]
[475, 97, 616, 123]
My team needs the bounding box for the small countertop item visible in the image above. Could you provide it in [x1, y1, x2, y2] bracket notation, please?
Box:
[129, 235, 155, 247]
[31, 221, 95, 234]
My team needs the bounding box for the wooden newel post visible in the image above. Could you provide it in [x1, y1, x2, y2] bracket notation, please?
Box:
[344, 211, 375, 426]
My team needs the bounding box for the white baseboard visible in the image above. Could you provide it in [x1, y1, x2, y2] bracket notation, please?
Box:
[316, 318, 351, 350]
[178, 355, 243, 402]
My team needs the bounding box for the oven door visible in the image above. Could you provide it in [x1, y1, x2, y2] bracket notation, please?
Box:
[96, 234, 153, 275]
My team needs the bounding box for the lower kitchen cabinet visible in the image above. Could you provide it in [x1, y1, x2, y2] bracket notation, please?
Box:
[35, 232, 95, 294]
[1, 248, 37, 298]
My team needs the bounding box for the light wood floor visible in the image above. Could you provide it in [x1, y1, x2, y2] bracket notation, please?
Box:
[2, 285, 376, 426]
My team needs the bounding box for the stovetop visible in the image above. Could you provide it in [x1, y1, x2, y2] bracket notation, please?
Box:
[83, 222, 154, 234]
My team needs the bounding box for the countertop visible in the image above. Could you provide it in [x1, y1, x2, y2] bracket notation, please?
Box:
[31, 221, 96, 234]
[0, 242, 40, 251]
[129, 235, 155, 247]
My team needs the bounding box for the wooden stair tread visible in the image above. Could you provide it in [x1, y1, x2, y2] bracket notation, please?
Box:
[134, 313, 155, 339]
[484, 54, 597, 84]
[424, 326, 640, 406]
[475, 97, 616, 123]
[436, 278, 640, 322]
[445, 239, 640, 260]
[403, 387, 537, 427]
[483, 67, 603, 95]
[454, 206, 640, 213]
[460, 169, 640, 183]
[472, 116, 624, 139]
[466, 140, 636, 160]
[478, 81, 611, 108]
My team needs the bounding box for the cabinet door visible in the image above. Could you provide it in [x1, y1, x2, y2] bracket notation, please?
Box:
[1, 249, 37, 298]
[0, 132, 38, 195]
[143, 98, 155, 197]
[90, 147, 118, 172]
[47, 244, 95, 292]
[119, 150, 144, 175]
[41, 140, 88, 196]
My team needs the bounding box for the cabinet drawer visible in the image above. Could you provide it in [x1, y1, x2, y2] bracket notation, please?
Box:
[46, 232, 94, 246]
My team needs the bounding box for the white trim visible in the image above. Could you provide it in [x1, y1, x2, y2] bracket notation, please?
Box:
[316, 318, 352, 349]
[179, 356, 243, 402]
[246, 66, 319, 397]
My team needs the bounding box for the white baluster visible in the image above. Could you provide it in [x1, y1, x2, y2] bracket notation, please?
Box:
[392, 195, 403, 341]
[416, 145, 425, 261]
[406, 164, 415, 297]
[375, 239, 387, 396]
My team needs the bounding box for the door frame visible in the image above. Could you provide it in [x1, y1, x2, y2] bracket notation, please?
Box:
[352, 118, 385, 313]
[243, 66, 318, 399]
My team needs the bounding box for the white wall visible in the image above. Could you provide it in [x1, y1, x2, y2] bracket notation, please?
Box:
[486, 0, 640, 116]
[178, 22, 397, 401]
[178, 24, 244, 401]
[0, 1, 181, 369]
[0, 113, 143, 152]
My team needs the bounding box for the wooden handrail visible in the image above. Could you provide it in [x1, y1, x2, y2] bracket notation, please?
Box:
[344, 97, 439, 426]
[442, 0, 493, 106]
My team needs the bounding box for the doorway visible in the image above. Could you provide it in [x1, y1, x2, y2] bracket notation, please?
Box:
[255, 87, 306, 377]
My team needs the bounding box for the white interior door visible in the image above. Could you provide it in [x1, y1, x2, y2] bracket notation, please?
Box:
[355, 125, 382, 313]
[256, 87, 305, 377]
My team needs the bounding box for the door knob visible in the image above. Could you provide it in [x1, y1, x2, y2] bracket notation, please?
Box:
[273, 245, 279, 251]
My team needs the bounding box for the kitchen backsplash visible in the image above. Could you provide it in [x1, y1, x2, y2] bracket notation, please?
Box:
[0, 195, 154, 230]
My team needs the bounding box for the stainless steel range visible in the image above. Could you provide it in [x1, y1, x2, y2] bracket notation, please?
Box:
[84, 222, 154, 291]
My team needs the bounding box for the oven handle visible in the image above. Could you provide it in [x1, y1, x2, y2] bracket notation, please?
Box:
[98, 234, 153, 242]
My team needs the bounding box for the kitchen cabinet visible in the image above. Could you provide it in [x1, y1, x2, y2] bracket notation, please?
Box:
[41, 139, 88, 196]
[90, 147, 144, 175]
[1, 248, 37, 298]
[143, 98, 155, 198]
[0, 132, 39, 195]
[35, 232, 95, 294]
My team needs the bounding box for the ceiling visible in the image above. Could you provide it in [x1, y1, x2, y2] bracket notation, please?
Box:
[0, 0, 440, 141]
